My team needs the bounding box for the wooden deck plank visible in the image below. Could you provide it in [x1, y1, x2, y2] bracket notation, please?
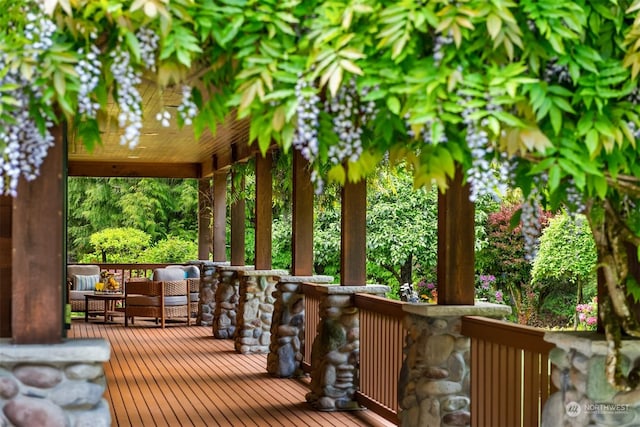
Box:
[69, 320, 392, 427]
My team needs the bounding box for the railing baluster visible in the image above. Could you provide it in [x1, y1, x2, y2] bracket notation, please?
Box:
[461, 316, 554, 427]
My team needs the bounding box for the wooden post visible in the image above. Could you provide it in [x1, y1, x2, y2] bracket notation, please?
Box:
[0, 196, 11, 337]
[213, 171, 227, 262]
[198, 178, 213, 260]
[230, 170, 245, 266]
[254, 153, 272, 270]
[437, 167, 475, 305]
[341, 178, 366, 286]
[292, 151, 314, 276]
[12, 124, 64, 343]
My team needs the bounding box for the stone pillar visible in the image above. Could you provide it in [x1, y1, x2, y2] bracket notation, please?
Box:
[542, 332, 640, 427]
[268, 275, 334, 378]
[305, 284, 389, 411]
[0, 339, 111, 426]
[235, 269, 288, 354]
[212, 265, 253, 339]
[399, 304, 511, 427]
[197, 261, 229, 326]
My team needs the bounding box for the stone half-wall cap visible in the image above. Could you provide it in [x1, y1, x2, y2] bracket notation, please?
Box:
[544, 331, 640, 359]
[218, 265, 255, 272]
[402, 301, 512, 318]
[187, 260, 230, 267]
[0, 338, 110, 363]
[278, 275, 334, 283]
[239, 269, 290, 277]
[310, 284, 390, 295]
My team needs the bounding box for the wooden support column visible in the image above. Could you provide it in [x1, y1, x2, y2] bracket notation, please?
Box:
[213, 171, 227, 262]
[0, 196, 11, 337]
[254, 153, 272, 270]
[198, 178, 213, 260]
[437, 167, 475, 305]
[13, 124, 64, 343]
[292, 151, 314, 276]
[230, 170, 245, 266]
[341, 178, 366, 286]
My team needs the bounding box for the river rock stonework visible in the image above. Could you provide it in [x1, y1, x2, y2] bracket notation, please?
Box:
[235, 270, 288, 354]
[399, 303, 511, 427]
[0, 339, 111, 427]
[267, 275, 333, 378]
[197, 261, 229, 326]
[212, 265, 253, 339]
[542, 332, 640, 427]
[305, 284, 389, 412]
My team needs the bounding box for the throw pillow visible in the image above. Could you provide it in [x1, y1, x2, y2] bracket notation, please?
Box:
[75, 274, 100, 291]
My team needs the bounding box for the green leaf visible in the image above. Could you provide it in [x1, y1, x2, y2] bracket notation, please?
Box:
[548, 164, 562, 192]
[387, 96, 401, 115]
[549, 106, 562, 135]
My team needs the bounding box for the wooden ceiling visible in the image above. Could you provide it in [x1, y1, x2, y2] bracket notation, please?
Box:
[67, 82, 255, 178]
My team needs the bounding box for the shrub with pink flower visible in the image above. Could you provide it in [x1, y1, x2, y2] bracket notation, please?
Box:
[576, 297, 598, 331]
[475, 274, 507, 304]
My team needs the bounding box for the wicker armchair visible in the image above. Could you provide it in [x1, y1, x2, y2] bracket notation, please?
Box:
[124, 269, 191, 328]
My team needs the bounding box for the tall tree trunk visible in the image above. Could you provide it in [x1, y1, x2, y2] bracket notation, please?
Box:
[588, 200, 640, 390]
[400, 255, 412, 285]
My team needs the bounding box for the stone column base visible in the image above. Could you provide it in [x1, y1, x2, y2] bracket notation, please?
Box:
[196, 261, 229, 326]
[0, 338, 111, 426]
[542, 332, 640, 427]
[267, 275, 333, 378]
[212, 265, 253, 339]
[235, 269, 288, 354]
[305, 284, 389, 411]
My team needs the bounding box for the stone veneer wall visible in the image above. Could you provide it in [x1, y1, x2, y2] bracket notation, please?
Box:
[267, 275, 333, 378]
[212, 265, 253, 339]
[399, 303, 511, 427]
[542, 332, 640, 427]
[196, 261, 229, 326]
[0, 339, 111, 427]
[305, 284, 389, 411]
[235, 270, 288, 354]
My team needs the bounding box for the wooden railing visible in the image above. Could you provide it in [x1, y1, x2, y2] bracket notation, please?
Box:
[301, 282, 324, 373]
[353, 294, 406, 425]
[461, 316, 555, 427]
[69, 263, 171, 285]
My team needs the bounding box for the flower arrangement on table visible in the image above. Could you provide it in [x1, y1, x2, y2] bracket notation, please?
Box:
[95, 271, 121, 293]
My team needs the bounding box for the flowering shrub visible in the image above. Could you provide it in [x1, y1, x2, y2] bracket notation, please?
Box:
[417, 280, 437, 303]
[576, 297, 598, 331]
[475, 274, 507, 305]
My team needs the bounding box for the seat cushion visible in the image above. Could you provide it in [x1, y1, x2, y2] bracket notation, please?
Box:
[166, 265, 200, 279]
[70, 290, 94, 301]
[164, 296, 188, 306]
[152, 268, 186, 281]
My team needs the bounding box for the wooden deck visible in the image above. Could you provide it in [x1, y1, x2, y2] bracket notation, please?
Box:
[69, 319, 394, 427]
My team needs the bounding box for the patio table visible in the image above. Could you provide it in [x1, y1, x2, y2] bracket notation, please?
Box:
[85, 293, 124, 323]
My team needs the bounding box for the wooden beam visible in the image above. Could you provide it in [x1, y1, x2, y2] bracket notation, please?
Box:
[0, 196, 11, 338]
[13, 124, 65, 343]
[68, 161, 201, 178]
[198, 178, 213, 260]
[437, 167, 475, 305]
[292, 151, 314, 276]
[254, 153, 272, 270]
[230, 171, 245, 266]
[213, 171, 227, 262]
[341, 178, 366, 286]
[206, 141, 257, 174]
